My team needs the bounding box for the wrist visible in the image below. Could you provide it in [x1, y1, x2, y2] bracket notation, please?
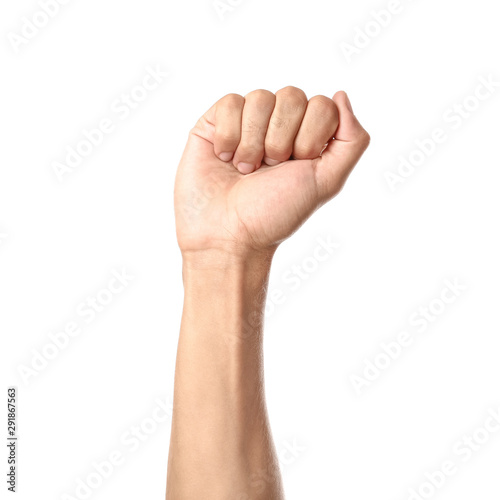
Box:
[181, 247, 276, 274]
[181, 248, 274, 305]
[180, 248, 274, 347]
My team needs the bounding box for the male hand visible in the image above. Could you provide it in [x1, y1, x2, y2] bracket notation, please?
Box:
[174, 87, 369, 257]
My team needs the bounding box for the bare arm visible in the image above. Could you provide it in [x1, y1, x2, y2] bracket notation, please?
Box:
[167, 252, 282, 499]
[167, 87, 370, 499]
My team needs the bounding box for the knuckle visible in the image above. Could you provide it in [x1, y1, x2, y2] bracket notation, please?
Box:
[246, 89, 275, 106]
[236, 143, 262, 160]
[216, 130, 239, 145]
[294, 143, 319, 159]
[239, 129, 264, 150]
[276, 86, 308, 108]
[220, 93, 244, 108]
[309, 95, 338, 119]
[265, 139, 291, 160]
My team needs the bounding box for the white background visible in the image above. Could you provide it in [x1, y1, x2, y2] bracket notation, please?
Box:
[1, 0, 500, 499]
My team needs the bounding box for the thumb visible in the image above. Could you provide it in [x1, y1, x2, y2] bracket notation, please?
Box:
[313, 91, 370, 202]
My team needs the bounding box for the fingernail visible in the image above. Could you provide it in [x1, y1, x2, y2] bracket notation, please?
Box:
[263, 157, 280, 166]
[219, 151, 233, 162]
[237, 162, 255, 174]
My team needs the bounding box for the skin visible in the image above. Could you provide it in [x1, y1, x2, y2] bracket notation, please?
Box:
[167, 87, 370, 499]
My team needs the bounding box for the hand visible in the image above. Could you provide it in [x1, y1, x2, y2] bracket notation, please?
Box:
[174, 87, 370, 258]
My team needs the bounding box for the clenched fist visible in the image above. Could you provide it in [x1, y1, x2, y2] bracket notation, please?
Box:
[174, 87, 369, 257]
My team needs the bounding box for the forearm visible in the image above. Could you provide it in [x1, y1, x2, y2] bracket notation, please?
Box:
[166, 250, 284, 500]
[168, 86, 369, 497]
